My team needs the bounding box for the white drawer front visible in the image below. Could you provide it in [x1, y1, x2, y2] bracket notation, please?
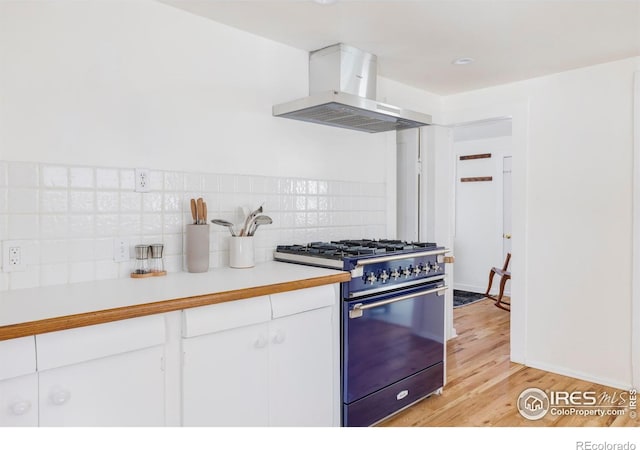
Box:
[0, 336, 36, 381]
[270, 284, 337, 319]
[36, 315, 166, 371]
[182, 295, 271, 338]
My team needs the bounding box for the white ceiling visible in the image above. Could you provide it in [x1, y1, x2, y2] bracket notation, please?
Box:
[158, 0, 640, 95]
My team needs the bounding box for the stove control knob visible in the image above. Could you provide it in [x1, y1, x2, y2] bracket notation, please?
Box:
[422, 264, 430, 274]
[431, 263, 441, 272]
[390, 268, 401, 280]
[379, 270, 390, 283]
[413, 265, 422, 275]
[366, 272, 378, 285]
[402, 267, 412, 278]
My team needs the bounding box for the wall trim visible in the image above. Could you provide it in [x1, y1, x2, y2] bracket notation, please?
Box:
[526, 359, 632, 391]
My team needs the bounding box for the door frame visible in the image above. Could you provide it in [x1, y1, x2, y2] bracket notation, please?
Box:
[442, 101, 530, 364]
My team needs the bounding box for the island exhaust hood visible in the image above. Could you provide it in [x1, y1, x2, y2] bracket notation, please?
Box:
[272, 44, 432, 133]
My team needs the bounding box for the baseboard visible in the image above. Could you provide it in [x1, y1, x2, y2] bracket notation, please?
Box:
[525, 359, 632, 391]
[453, 283, 485, 294]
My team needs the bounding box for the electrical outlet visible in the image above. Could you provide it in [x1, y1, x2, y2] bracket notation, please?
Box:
[135, 168, 151, 193]
[3, 240, 26, 272]
[113, 238, 130, 262]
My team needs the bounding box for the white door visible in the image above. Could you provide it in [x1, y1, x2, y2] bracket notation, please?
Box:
[182, 322, 270, 426]
[268, 307, 334, 426]
[453, 131, 512, 294]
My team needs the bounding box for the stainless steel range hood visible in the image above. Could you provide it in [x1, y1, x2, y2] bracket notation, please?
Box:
[273, 44, 432, 133]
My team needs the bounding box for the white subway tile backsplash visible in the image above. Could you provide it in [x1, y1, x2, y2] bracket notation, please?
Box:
[0, 162, 7, 187]
[8, 188, 38, 214]
[184, 173, 203, 192]
[96, 191, 119, 213]
[203, 174, 219, 193]
[69, 261, 94, 283]
[41, 263, 69, 287]
[8, 162, 38, 188]
[149, 171, 164, 191]
[143, 192, 163, 212]
[70, 191, 95, 213]
[163, 193, 182, 212]
[163, 213, 182, 234]
[40, 240, 69, 264]
[142, 213, 163, 234]
[9, 214, 39, 239]
[69, 215, 95, 238]
[96, 168, 120, 190]
[69, 239, 95, 262]
[69, 167, 95, 189]
[120, 192, 142, 212]
[119, 213, 142, 236]
[95, 214, 118, 236]
[1, 160, 386, 291]
[119, 169, 135, 191]
[164, 172, 183, 191]
[41, 190, 69, 213]
[41, 165, 68, 188]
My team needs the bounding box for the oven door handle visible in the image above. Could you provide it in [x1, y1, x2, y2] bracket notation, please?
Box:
[350, 248, 450, 277]
[349, 285, 448, 319]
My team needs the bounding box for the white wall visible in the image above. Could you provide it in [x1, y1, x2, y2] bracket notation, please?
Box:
[0, 0, 440, 183]
[0, 0, 441, 290]
[444, 57, 638, 389]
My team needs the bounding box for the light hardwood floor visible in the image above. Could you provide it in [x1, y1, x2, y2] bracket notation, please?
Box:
[380, 297, 638, 427]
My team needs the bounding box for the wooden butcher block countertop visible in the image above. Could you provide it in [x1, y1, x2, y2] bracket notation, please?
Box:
[0, 261, 350, 341]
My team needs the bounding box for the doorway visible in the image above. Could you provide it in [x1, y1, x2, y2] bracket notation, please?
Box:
[452, 120, 512, 299]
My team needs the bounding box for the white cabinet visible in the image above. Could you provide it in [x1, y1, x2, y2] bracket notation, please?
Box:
[182, 296, 271, 426]
[36, 315, 167, 426]
[0, 337, 38, 427]
[182, 285, 339, 427]
[268, 306, 333, 426]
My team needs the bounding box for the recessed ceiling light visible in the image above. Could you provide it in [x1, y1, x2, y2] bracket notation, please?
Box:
[313, 0, 338, 4]
[452, 57, 474, 65]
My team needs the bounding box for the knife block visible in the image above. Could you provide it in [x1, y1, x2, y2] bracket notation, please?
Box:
[186, 224, 210, 273]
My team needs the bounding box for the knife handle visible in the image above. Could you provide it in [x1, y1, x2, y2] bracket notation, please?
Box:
[202, 202, 208, 224]
[196, 198, 204, 224]
[190, 199, 197, 224]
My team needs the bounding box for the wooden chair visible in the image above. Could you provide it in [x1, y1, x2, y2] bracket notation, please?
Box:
[485, 253, 511, 311]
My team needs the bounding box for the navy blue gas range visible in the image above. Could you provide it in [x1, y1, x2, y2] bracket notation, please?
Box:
[274, 240, 449, 427]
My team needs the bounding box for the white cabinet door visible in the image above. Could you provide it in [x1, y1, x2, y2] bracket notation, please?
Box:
[36, 315, 167, 427]
[0, 374, 38, 427]
[0, 336, 38, 427]
[182, 322, 270, 426]
[38, 346, 165, 426]
[268, 306, 334, 426]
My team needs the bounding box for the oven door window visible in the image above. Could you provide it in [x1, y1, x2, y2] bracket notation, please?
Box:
[343, 283, 445, 404]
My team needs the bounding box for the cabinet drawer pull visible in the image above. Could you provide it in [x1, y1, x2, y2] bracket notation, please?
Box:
[272, 330, 286, 345]
[50, 388, 71, 406]
[396, 390, 409, 400]
[10, 400, 32, 416]
[254, 334, 268, 349]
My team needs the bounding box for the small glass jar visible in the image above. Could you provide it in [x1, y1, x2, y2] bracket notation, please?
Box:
[149, 243, 165, 273]
[134, 244, 150, 274]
